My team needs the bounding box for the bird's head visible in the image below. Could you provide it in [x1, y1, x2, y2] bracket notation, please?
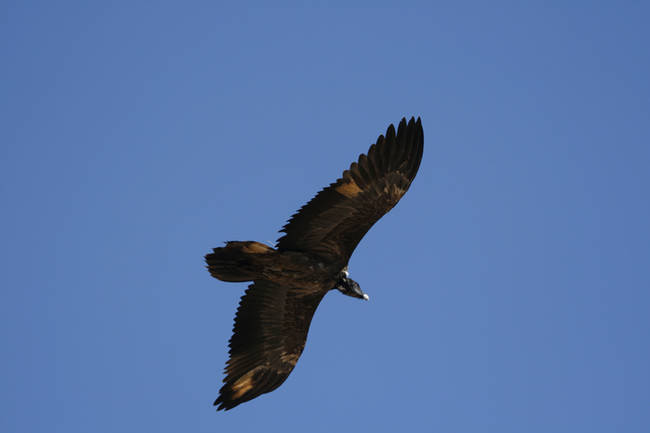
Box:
[334, 270, 369, 301]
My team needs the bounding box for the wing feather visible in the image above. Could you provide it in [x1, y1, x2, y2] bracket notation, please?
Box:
[276, 117, 423, 265]
[214, 281, 325, 411]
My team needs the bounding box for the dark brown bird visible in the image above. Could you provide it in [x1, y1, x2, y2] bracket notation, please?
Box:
[206, 117, 423, 410]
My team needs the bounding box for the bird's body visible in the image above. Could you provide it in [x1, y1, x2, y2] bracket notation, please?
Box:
[210, 241, 341, 289]
[206, 117, 423, 410]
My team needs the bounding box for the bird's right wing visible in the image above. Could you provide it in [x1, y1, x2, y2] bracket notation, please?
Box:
[214, 280, 325, 411]
[275, 117, 423, 267]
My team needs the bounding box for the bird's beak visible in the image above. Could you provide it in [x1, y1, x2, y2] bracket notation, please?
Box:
[350, 283, 368, 301]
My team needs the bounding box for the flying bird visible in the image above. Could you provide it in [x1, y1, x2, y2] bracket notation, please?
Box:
[206, 117, 423, 410]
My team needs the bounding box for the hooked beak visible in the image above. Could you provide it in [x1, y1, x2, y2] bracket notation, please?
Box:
[335, 276, 369, 301]
[350, 284, 369, 301]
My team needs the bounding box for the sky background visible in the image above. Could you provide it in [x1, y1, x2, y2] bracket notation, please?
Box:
[2, 2, 649, 432]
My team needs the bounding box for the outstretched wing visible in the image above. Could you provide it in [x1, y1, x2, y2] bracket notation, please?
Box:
[215, 280, 325, 411]
[276, 117, 423, 266]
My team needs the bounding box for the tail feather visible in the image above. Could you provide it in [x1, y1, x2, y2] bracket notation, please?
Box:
[205, 241, 275, 282]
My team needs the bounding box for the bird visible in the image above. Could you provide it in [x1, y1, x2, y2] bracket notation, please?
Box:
[205, 117, 423, 410]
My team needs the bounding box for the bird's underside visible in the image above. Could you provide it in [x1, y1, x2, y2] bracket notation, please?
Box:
[205, 117, 423, 410]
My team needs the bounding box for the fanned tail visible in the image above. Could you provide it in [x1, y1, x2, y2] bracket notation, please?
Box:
[205, 241, 275, 282]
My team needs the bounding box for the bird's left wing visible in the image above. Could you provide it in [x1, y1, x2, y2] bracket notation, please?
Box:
[215, 280, 325, 411]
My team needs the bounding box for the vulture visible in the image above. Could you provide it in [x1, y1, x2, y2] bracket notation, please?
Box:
[205, 117, 423, 411]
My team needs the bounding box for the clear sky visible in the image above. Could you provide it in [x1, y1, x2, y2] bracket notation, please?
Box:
[2, 2, 649, 432]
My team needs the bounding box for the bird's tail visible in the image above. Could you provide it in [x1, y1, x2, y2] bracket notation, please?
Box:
[205, 241, 275, 282]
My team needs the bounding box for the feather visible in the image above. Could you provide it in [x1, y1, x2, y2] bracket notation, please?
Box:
[276, 117, 423, 266]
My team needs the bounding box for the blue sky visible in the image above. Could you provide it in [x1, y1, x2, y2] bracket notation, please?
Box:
[2, 2, 649, 432]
